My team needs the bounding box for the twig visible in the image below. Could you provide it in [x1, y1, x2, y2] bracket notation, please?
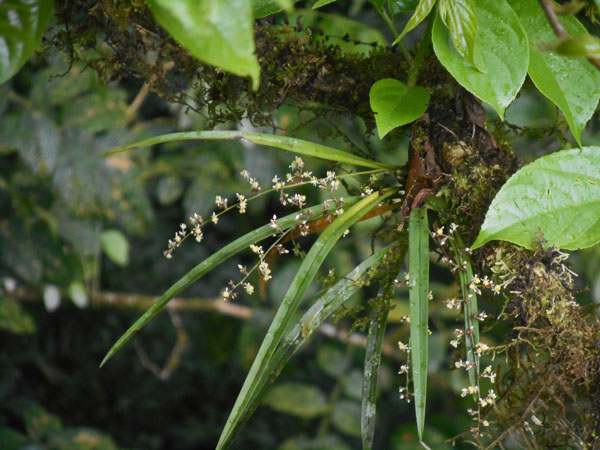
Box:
[484, 382, 547, 450]
[124, 61, 176, 124]
[124, 83, 150, 124]
[538, 0, 600, 71]
[373, 3, 413, 63]
[133, 306, 189, 380]
[8, 287, 402, 360]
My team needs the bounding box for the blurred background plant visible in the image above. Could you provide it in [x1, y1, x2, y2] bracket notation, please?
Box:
[1, 0, 600, 449]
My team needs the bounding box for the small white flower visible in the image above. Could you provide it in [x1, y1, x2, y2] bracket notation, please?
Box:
[398, 341, 410, 352]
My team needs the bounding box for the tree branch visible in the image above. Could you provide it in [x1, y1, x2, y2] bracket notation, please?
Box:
[8, 287, 402, 361]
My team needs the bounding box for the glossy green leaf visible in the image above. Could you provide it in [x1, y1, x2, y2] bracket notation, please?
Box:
[408, 207, 429, 440]
[388, 0, 419, 17]
[253, 0, 300, 18]
[100, 198, 360, 367]
[472, 147, 600, 251]
[217, 190, 397, 449]
[394, 0, 436, 43]
[438, 0, 481, 71]
[432, 0, 529, 118]
[148, 0, 260, 90]
[370, 79, 430, 139]
[100, 130, 396, 170]
[0, 0, 54, 85]
[313, 0, 336, 8]
[264, 383, 327, 418]
[100, 229, 130, 266]
[508, 0, 600, 145]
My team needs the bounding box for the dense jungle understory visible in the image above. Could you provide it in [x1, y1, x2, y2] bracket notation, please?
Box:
[35, 1, 600, 447]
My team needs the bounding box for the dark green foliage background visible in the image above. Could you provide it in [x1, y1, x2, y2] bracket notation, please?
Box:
[2, 1, 600, 448]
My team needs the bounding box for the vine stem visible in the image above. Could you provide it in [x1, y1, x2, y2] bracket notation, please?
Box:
[407, 15, 433, 87]
[538, 0, 600, 71]
[373, 4, 413, 63]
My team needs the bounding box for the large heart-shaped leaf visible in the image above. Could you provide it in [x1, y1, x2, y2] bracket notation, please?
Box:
[0, 0, 54, 85]
[432, 0, 529, 118]
[508, 0, 600, 146]
[148, 0, 260, 89]
[369, 79, 430, 139]
[472, 147, 600, 251]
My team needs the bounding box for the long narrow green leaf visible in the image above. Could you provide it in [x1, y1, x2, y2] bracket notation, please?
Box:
[451, 233, 479, 390]
[99, 197, 360, 367]
[408, 207, 429, 440]
[99, 130, 396, 170]
[280, 244, 396, 366]
[217, 189, 397, 449]
[239, 244, 399, 428]
[361, 303, 389, 449]
[361, 248, 405, 450]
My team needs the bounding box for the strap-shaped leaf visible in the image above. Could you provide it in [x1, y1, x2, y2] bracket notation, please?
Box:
[360, 247, 404, 450]
[408, 206, 429, 440]
[472, 147, 600, 251]
[99, 197, 360, 367]
[237, 244, 398, 430]
[450, 234, 479, 391]
[100, 130, 396, 170]
[508, 0, 600, 145]
[361, 301, 390, 449]
[217, 189, 397, 449]
[432, 0, 529, 118]
[393, 0, 436, 44]
[0, 0, 54, 85]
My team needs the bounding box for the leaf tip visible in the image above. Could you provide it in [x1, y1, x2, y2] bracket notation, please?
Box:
[470, 236, 485, 250]
[250, 67, 261, 91]
[377, 126, 390, 140]
[392, 34, 405, 46]
[99, 352, 112, 368]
